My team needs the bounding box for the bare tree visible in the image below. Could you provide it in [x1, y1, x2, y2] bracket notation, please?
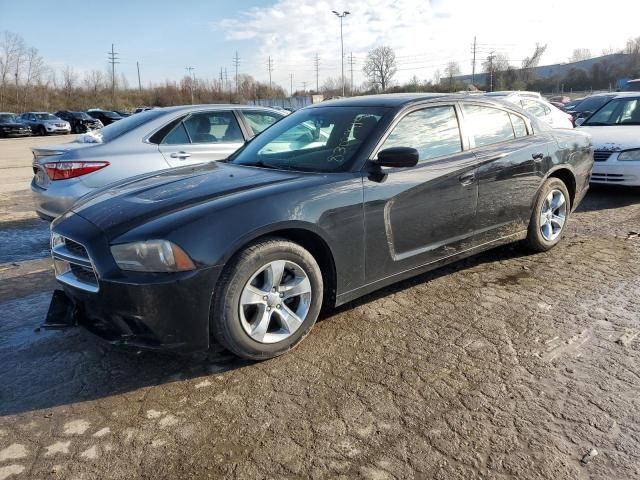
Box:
[0, 31, 26, 110]
[21, 47, 45, 110]
[520, 43, 547, 83]
[61, 66, 77, 101]
[362, 46, 396, 91]
[569, 48, 592, 63]
[432, 69, 441, 85]
[444, 61, 461, 89]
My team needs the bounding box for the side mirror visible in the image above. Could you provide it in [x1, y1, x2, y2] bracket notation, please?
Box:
[575, 117, 585, 127]
[375, 147, 419, 168]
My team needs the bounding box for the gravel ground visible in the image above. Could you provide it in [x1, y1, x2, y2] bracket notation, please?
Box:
[0, 135, 638, 479]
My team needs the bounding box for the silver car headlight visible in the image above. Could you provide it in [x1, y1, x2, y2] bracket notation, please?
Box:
[110, 240, 195, 272]
[617, 149, 640, 161]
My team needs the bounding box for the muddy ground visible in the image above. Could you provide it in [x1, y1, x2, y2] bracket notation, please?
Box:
[0, 135, 638, 479]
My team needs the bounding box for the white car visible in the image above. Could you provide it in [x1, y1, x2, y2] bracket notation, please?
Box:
[485, 91, 573, 129]
[577, 93, 640, 186]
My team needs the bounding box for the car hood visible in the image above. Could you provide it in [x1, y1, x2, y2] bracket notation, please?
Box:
[70, 162, 306, 233]
[577, 125, 640, 151]
[0, 122, 29, 128]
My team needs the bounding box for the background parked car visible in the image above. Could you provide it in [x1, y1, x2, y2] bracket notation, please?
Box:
[548, 95, 571, 105]
[86, 109, 123, 126]
[0, 112, 32, 137]
[485, 92, 573, 128]
[114, 110, 132, 118]
[576, 93, 640, 186]
[563, 93, 618, 122]
[18, 112, 70, 135]
[31, 105, 285, 220]
[620, 79, 640, 92]
[55, 111, 103, 133]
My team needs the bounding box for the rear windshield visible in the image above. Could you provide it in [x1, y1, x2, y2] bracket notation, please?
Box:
[99, 109, 166, 142]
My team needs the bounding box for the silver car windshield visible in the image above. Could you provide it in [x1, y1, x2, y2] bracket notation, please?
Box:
[231, 106, 389, 172]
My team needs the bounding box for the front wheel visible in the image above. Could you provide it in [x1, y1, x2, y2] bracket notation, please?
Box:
[526, 177, 570, 252]
[211, 237, 323, 360]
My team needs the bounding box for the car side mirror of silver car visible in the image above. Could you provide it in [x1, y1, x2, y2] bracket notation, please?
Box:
[375, 147, 419, 168]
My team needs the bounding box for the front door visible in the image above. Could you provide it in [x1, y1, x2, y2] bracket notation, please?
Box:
[158, 110, 245, 167]
[363, 104, 479, 282]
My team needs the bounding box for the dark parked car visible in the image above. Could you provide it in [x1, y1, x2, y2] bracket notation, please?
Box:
[86, 109, 123, 126]
[564, 93, 618, 122]
[620, 79, 640, 92]
[55, 111, 103, 133]
[0, 112, 31, 137]
[47, 94, 593, 359]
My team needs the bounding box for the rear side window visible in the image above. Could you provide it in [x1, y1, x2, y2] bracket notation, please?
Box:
[242, 110, 282, 135]
[183, 111, 243, 144]
[510, 114, 528, 137]
[162, 123, 190, 144]
[522, 99, 550, 117]
[463, 105, 515, 147]
[381, 106, 462, 162]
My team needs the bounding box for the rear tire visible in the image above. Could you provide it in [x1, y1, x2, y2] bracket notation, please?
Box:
[211, 237, 323, 360]
[526, 178, 570, 252]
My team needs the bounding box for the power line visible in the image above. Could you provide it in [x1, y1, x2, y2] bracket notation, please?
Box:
[233, 51, 240, 93]
[107, 43, 120, 107]
[314, 53, 320, 93]
[267, 56, 273, 90]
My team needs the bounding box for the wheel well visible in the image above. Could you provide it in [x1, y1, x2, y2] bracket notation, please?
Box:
[232, 228, 338, 309]
[548, 169, 576, 209]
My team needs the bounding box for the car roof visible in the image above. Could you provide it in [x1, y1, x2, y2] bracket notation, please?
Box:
[0, 112, 16, 115]
[306, 93, 478, 108]
[154, 104, 285, 115]
[614, 92, 640, 99]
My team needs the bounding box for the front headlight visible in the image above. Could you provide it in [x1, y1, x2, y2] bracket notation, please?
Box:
[110, 240, 195, 272]
[618, 149, 640, 161]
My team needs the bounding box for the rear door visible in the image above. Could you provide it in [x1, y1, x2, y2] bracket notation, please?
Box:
[158, 110, 245, 167]
[462, 102, 550, 241]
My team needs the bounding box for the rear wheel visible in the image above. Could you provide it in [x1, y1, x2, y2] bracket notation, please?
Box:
[526, 178, 570, 252]
[211, 237, 323, 360]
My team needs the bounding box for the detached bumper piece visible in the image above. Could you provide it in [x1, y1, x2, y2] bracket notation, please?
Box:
[42, 290, 78, 329]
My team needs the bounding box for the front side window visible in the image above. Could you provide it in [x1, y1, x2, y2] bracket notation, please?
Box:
[230, 106, 388, 172]
[584, 98, 640, 126]
[184, 111, 243, 144]
[162, 123, 190, 144]
[463, 104, 515, 147]
[243, 110, 283, 135]
[380, 106, 462, 162]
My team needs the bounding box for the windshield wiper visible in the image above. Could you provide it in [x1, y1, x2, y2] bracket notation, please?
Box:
[245, 160, 290, 170]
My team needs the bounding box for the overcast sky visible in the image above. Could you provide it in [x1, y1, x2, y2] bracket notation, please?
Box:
[2, 0, 639, 90]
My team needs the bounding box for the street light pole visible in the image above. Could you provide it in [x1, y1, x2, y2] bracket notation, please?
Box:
[332, 10, 350, 96]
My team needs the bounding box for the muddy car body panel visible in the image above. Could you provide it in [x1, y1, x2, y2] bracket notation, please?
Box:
[49, 94, 593, 352]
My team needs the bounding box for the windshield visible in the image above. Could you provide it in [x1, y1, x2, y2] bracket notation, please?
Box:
[35, 113, 58, 120]
[103, 111, 122, 119]
[584, 97, 640, 126]
[230, 106, 388, 172]
[97, 108, 166, 142]
[0, 114, 17, 123]
[622, 81, 640, 92]
[72, 112, 93, 120]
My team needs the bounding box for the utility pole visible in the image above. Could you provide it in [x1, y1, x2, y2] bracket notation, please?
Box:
[185, 66, 195, 104]
[471, 36, 477, 85]
[267, 56, 273, 91]
[314, 53, 320, 93]
[107, 43, 120, 108]
[233, 51, 240, 93]
[488, 51, 495, 92]
[301, 81, 308, 92]
[348, 52, 355, 95]
[136, 61, 142, 92]
[219, 67, 223, 94]
[332, 10, 350, 96]
[289, 73, 294, 97]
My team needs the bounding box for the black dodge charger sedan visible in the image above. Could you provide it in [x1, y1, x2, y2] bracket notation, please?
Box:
[48, 94, 593, 359]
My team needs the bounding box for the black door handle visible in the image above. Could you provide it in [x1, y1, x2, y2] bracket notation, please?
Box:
[532, 152, 544, 161]
[458, 172, 475, 186]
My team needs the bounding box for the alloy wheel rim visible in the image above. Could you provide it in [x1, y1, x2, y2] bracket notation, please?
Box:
[540, 189, 567, 241]
[239, 260, 312, 344]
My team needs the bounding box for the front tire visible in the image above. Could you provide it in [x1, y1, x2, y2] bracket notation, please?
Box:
[526, 178, 570, 252]
[211, 237, 323, 360]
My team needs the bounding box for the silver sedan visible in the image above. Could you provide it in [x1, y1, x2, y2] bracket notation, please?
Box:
[31, 105, 284, 220]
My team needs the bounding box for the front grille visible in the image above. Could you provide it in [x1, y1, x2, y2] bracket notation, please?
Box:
[593, 151, 612, 162]
[51, 235, 99, 292]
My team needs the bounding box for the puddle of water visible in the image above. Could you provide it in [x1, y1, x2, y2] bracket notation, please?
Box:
[0, 220, 50, 263]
